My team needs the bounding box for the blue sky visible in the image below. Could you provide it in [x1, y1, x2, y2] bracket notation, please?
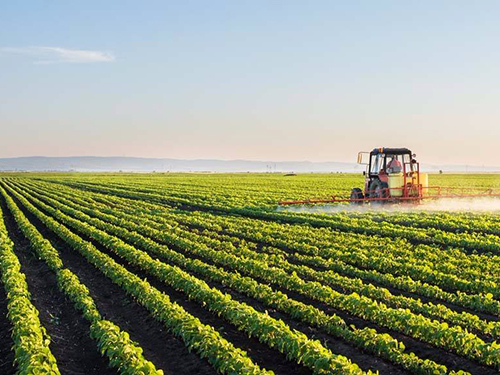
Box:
[1, 1, 500, 165]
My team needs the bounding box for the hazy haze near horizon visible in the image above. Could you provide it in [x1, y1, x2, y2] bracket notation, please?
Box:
[1, 1, 499, 166]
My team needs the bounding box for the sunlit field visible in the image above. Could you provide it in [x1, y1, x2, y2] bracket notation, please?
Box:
[1, 173, 500, 375]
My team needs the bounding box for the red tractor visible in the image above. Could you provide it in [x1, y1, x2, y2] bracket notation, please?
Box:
[349, 147, 427, 204]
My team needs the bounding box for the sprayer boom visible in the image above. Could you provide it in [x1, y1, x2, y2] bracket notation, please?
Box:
[279, 186, 500, 205]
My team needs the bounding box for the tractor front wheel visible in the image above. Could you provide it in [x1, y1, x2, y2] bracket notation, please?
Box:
[369, 179, 389, 204]
[350, 188, 364, 205]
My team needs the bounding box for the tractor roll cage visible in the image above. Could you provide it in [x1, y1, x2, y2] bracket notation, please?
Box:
[358, 148, 415, 178]
[370, 147, 412, 156]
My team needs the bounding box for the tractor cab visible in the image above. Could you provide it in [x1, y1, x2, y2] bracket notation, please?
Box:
[352, 147, 426, 203]
[364, 148, 415, 181]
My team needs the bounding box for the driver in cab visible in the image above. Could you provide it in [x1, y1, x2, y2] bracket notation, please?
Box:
[387, 156, 402, 174]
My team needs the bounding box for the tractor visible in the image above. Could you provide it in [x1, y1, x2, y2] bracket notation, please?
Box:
[350, 147, 427, 204]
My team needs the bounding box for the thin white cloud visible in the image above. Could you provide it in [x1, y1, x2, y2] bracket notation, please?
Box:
[0, 46, 115, 64]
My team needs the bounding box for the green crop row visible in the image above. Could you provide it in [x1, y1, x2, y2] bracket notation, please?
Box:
[0, 202, 60, 374]
[0, 184, 164, 375]
[350, 210, 500, 238]
[10, 179, 466, 375]
[5, 182, 372, 375]
[158, 209, 500, 305]
[186, 226, 500, 335]
[36, 177, 500, 293]
[22, 177, 500, 289]
[42, 175, 500, 256]
[0, 182, 273, 375]
[21, 179, 499, 341]
[23, 177, 500, 324]
[8, 181, 499, 371]
[28, 178, 499, 319]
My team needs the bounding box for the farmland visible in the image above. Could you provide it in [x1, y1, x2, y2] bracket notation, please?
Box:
[1, 173, 500, 375]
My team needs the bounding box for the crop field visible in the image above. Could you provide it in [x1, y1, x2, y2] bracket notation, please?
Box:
[1, 173, 500, 375]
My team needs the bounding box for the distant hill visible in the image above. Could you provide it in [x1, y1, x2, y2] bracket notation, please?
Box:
[0, 157, 360, 172]
[0, 156, 498, 173]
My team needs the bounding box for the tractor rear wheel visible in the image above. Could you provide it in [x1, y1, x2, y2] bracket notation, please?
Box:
[350, 188, 364, 205]
[369, 179, 389, 204]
